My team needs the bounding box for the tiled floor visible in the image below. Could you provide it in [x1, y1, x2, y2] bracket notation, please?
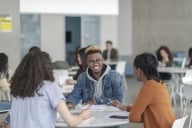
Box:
[122, 77, 191, 128]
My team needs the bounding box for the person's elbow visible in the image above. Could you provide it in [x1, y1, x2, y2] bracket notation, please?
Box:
[129, 115, 142, 123]
[67, 121, 78, 128]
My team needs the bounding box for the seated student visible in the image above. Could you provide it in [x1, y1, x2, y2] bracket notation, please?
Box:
[111, 53, 175, 128]
[66, 46, 89, 85]
[187, 47, 192, 68]
[103, 40, 119, 70]
[66, 45, 123, 109]
[103, 40, 119, 62]
[28, 46, 41, 52]
[10, 51, 90, 128]
[156, 45, 173, 80]
[0, 53, 11, 128]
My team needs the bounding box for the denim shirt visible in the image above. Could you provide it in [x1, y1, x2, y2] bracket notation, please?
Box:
[66, 66, 123, 105]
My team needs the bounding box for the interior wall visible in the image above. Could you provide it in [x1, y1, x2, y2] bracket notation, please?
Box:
[41, 14, 65, 61]
[0, 0, 20, 75]
[133, 0, 192, 55]
[118, 0, 132, 56]
[100, 16, 118, 50]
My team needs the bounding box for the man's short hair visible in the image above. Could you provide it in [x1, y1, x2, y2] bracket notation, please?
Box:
[106, 40, 112, 45]
[85, 45, 102, 57]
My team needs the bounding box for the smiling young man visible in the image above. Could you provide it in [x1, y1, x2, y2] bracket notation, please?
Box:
[66, 45, 123, 109]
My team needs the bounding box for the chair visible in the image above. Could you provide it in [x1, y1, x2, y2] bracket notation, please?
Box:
[173, 57, 187, 68]
[52, 60, 70, 69]
[0, 110, 9, 124]
[115, 61, 128, 90]
[180, 70, 192, 109]
[53, 69, 69, 85]
[172, 115, 188, 128]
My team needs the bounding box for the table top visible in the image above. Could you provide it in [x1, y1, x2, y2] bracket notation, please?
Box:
[55, 105, 129, 128]
[158, 67, 188, 74]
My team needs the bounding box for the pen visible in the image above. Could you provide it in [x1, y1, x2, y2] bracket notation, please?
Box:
[107, 99, 113, 105]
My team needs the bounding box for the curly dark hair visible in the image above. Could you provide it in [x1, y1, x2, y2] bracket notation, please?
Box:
[28, 46, 41, 53]
[11, 51, 54, 98]
[156, 45, 173, 62]
[134, 53, 161, 82]
[0, 53, 9, 78]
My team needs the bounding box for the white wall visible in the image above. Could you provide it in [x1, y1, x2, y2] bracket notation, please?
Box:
[41, 14, 65, 61]
[100, 16, 118, 50]
[118, 0, 132, 55]
[0, 0, 20, 74]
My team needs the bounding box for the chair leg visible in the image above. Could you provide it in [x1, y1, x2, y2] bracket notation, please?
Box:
[189, 109, 192, 128]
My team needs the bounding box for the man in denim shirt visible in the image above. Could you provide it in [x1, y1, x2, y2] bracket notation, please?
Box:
[67, 45, 123, 109]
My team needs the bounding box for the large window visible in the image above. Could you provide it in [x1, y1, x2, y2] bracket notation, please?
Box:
[20, 14, 40, 58]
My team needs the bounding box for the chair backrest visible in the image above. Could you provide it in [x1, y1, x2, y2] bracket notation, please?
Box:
[115, 61, 126, 75]
[53, 69, 69, 85]
[0, 110, 9, 123]
[173, 57, 187, 68]
[181, 77, 192, 100]
[184, 69, 192, 77]
[172, 115, 188, 128]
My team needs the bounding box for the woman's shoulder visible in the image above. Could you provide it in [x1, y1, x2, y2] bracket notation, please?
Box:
[41, 80, 60, 90]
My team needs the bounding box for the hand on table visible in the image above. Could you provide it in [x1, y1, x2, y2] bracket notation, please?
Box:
[86, 100, 96, 105]
[80, 109, 91, 120]
[111, 100, 127, 111]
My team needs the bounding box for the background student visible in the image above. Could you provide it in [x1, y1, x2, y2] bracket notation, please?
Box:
[103, 40, 119, 62]
[66, 46, 89, 85]
[156, 45, 173, 80]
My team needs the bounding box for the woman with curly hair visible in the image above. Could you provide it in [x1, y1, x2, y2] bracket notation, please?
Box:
[156, 45, 173, 80]
[10, 51, 90, 128]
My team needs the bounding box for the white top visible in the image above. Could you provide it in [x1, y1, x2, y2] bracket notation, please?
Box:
[10, 80, 65, 128]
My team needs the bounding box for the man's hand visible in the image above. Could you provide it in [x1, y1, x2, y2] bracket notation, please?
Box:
[66, 102, 75, 109]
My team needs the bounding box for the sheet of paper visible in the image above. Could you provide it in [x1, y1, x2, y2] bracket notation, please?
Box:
[77, 104, 107, 111]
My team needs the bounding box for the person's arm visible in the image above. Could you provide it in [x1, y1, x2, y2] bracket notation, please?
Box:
[56, 101, 91, 127]
[66, 74, 84, 106]
[65, 79, 77, 85]
[0, 79, 10, 92]
[111, 100, 128, 111]
[128, 84, 154, 123]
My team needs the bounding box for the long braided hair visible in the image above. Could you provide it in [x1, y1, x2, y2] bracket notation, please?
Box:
[11, 51, 54, 98]
[134, 53, 161, 82]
